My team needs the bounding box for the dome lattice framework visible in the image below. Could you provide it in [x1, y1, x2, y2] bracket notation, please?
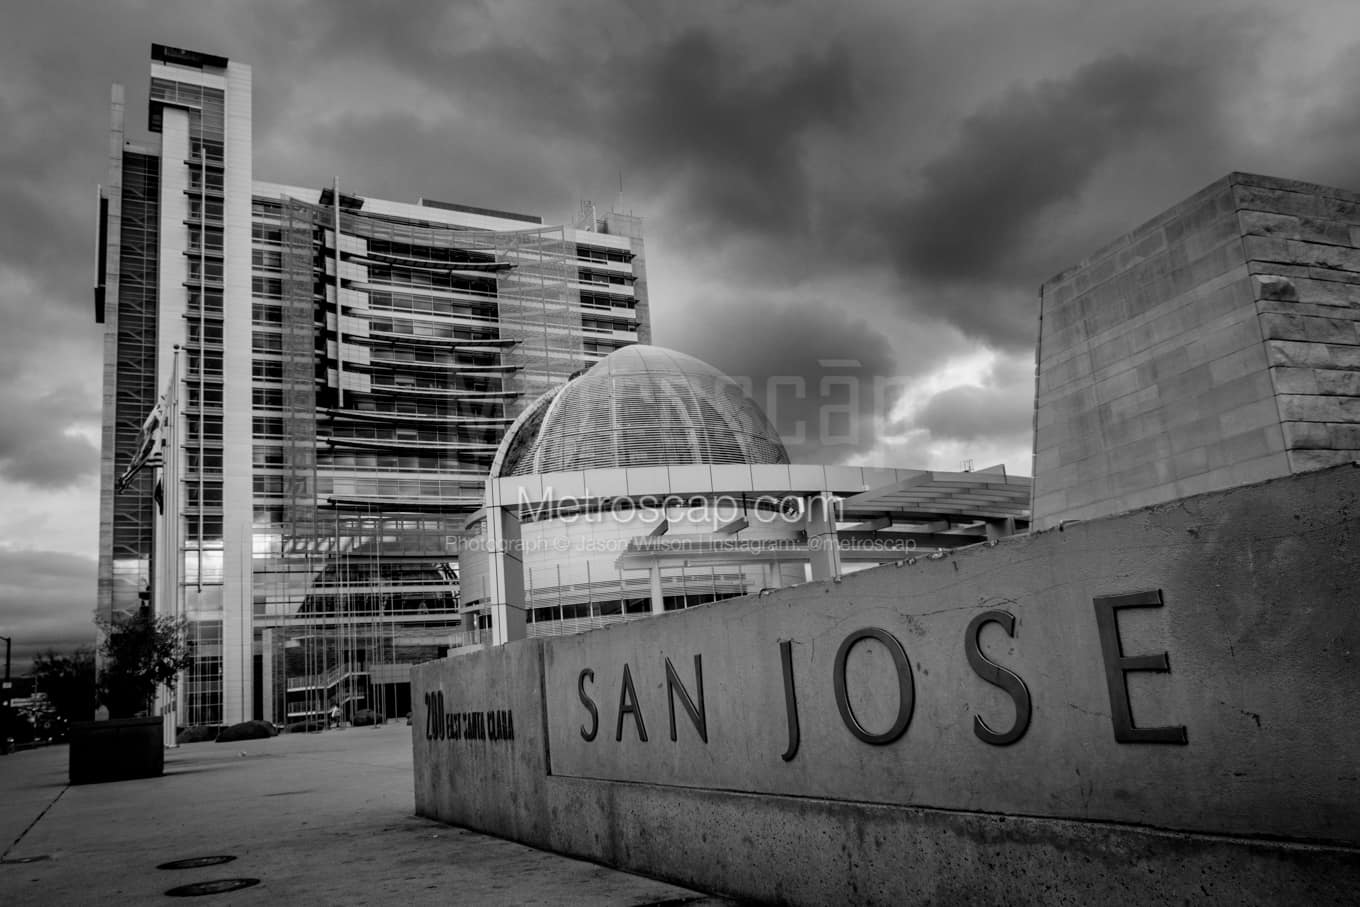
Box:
[493, 345, 789, 477]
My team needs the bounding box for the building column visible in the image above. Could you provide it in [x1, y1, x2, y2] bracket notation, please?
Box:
[261, 628, 275, 725]
[486, 507, 526, 645]
[806, 493, 842, 582]
[219, 59, 255, 725]
[649, 564, 664, 614]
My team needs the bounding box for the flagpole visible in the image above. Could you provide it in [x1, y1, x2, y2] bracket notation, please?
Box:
[160, 346, 182, 747]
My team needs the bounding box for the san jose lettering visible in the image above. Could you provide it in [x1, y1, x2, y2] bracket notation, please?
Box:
[422, 690, 515, 743]
[577, 655, 708, 745]
[574, 590, 1187, 758]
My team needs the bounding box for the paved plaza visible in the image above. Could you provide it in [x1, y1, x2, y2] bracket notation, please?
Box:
[0, 724, 726, 905]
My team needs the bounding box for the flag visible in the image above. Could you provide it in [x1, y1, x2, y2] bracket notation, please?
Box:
[116, 401, 164, 493]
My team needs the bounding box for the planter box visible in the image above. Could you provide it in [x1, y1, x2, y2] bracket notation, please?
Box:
[69, 717, 164, 784]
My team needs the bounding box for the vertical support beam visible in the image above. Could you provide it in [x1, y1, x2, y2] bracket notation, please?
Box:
[261, 627, 275, 725]
[332, 176, 344, 408]
[650, 564, 664, 614]
[806, 493, 842, 582]
[486, 507, 526, 645]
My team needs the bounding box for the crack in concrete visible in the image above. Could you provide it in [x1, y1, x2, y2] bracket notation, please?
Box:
[2, 784, 67, 861]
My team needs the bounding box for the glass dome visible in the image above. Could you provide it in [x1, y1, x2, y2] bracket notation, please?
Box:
[492, 345, 789, 477]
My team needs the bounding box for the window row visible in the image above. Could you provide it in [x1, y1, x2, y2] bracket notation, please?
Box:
[575, 245, 633, 265]
[366, 290, 496, 319]
[368, 316, 496, 341]
[580, 291, 637, 311]
[577, 268, 634, 286]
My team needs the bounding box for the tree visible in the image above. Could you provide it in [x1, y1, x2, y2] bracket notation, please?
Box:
[31, 647, 96, 725]
[97, 611, 194, 719]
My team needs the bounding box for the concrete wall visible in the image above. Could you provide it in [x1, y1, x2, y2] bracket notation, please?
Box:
[413, 464, 1360, 904]
[1033, 172, 1360, 530]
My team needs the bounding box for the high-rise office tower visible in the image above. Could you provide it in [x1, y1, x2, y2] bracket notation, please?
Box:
[94, 45, 649, 727]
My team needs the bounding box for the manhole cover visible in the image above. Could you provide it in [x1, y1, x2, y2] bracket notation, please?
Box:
[1, 855, 51, 864]
[165, 878, 260, 897]
[158, 856, 237, 870]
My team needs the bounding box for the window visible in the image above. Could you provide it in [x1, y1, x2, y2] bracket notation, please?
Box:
[252, 359, 283, 380]
[188, 259, 224, 283]
[252, 276, 283, 298]
[184, 416, 224, 441]
[252, 417, 284, 438]
[251, 303, 282, 325]
[251, 387, 283, 408]
[186, 350, 223, 377]
[185, 385, 223, 408]
[188, 289, 224, 314]
[252, 223, 283, 243]
[253, 475, 284, 495]
[189, 198, 224, 222]
[186, 321, 223, 346]
[189, 225, 224, 253]
[188, 169, 224, 193]
[185, 483, 224, 508]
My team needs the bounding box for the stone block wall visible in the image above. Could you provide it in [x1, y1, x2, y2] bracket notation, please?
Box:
[1033, 172, 1360, 530]
[1236, 177, 1360, 472]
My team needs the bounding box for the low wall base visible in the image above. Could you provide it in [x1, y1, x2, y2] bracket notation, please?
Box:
[435, 778, 1360, 905]
[69, 717, 165, 785]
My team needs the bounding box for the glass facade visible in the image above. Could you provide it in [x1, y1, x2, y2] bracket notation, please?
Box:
[95, 45, 649, 726]
[107, 151, 160, 617]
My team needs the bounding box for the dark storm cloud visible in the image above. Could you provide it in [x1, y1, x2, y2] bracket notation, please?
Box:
[879, 51, 1234, 343]
[900, 55, 1204, 280]
[674, 299, 905, 464]
[0, 548, 97, 664]
[287, 10, 857, 244]
[611, 31, 856, 238]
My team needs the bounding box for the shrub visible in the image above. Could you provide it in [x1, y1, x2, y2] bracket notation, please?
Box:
[351, 708, 378, 727]
[285, 718, 324, 734]
[177, 725, 221, 744]
[217, 720, 275, 742]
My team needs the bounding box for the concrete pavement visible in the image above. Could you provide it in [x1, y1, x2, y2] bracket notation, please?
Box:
[0, 723, 731, 905]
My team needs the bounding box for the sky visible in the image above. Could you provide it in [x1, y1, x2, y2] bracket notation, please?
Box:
[2, 0, 1359, 666]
